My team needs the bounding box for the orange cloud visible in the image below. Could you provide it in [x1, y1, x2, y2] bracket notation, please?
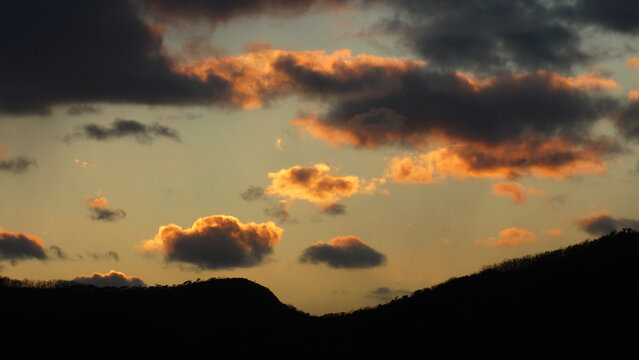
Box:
[138, 215, 282, 269]
[627, 57, 639, 68]
[0, 229, 47, 263]
[477, 227, 537, 247]
[628, 90, 639, 102]
[266, 163, 379, 206]
[386, 138, 609, 184]
[492, 182, 546, 204]
[542, 228, 564, 239]
[175, 48, 425, 109]
[456, 71, 617, 92]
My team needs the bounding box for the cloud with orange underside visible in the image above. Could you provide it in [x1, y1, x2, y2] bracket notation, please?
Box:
[175, 49, 425, 109]
[476, 227, 537, 247]
[492, 182, 546, 204]
[0, 229, 48, 263]
[385, 137, 610, 184]
[138, 215, 282, 270]
[265, 163, 382, 207]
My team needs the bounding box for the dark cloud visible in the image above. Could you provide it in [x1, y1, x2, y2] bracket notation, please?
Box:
[293, 69, 618, 148]
[320, 203, 346, 216]
[263, 202, 294, 223]
[64, 119, 180, 144]
[240, 186, 267, 201]
[0, 230, 47, 264]
[86, 251, 120, 262]
[576, 211, 639, 236]
[84, 196, 127, 222]
[616, 102, 639, 140]
[142, 0, 350, 23]
[139, 215, 283, 270]
[379, 0, 638, 73]
[63, 270, 146, 287]
[48, 245, 68, 260]
[366, 286, 411, 302]
[0, 0, 230, 115]
[67, 104, 102, 116]
[0, 156, 37, 174]
[299, 235, 386, 269]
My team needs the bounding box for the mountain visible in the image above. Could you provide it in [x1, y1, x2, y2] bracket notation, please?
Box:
[1, 230, 638, 357]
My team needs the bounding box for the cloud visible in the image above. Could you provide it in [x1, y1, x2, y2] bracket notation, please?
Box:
[299, 235, 386, 269]
[492, 182, 546, 204]
[67, 104, 102, 116]
[64, 119, 180, 144]
[142, 0, 351, 23]
[547, 195, 566, 205]
[86, 251, 120, 262]
[291, 69, 618, 150]
[138, 215, 283, 270]
[366, 287, 411, 302]
[627, 57, 639, 69]
[0, 229, 47, 264]
[385, 137, 615, 184]
[0, 0, 231, 115]
[377, 0, 638, 73]
[240, 186, 267, 201]
[542, 228, 564, 239]
[476, 227, 537, 247]
[615, 99, 639, 141]
[0, 146, 37, 174]
[176, 48, 424, 109]
[575, 211, 639, 236]
[266, 163, 370, 207]
[64, 270, 146, 287]
[320, 203, 346, 216]
[84, 196, 126, 222]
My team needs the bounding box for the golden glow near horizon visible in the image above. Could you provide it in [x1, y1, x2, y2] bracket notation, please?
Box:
[1, 0, 639, 315]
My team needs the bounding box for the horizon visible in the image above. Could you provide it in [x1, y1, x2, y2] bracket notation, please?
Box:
[1, 0, 638, 315]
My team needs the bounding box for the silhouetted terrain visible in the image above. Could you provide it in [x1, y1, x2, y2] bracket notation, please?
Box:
[2, 230, 638, 357]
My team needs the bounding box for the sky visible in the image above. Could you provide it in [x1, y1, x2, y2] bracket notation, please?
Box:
[1, 0, 638, 315]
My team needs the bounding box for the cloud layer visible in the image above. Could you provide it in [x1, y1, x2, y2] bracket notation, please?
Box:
[299, 235, 386, 269]
[139, 215, 283, 269]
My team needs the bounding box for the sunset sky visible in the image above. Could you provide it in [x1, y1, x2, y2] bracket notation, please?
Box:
[1, 0, 639, 314]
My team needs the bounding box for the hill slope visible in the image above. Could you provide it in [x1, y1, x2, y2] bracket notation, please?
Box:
[1, 230, 638, 357]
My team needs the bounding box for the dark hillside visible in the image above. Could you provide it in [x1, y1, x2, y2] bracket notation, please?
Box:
[2, 230, 638, 358]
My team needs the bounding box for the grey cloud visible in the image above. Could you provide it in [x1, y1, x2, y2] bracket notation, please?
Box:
[0, 156, 37, 174]
[0, 230, 47, 264]
[576, 213, 639, 236]
[366, 286, 411, 302]
[321, 203, 346, 216]
[67, 104, 102, 116]
[62, 270, 146, 287]
[240, 186, 267, 201]
[89, 207, 126, 222]
[65, 119, 180, 144]
[299, 235, 386, 269]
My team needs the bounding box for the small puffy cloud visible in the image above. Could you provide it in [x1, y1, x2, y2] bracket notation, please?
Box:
[299, 235, 386, 269]
[476, 227, 537, 248]
[576, 211, 639, 236]
[366, 287, 411, 302]
[263, 202, 294, 223]
[0, 229, 47, 264]
[73, 159, 89, 168]
[266, 163, 376, 207]
[0, 146, 37, 174]
[67, 104, 102, 116]
[64, 118, 180, 144]
[628, 90, 639, 102]
[138, 215, 283, 270]
[320, 203, 346, 216]
[275, 137, 283, 151]
[542, 228, 564, 239]
[627, 57, 639, 69]
[65, 270, 146, 287]
[84, 196, 126, 222]
[492, 182, 546, 204]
